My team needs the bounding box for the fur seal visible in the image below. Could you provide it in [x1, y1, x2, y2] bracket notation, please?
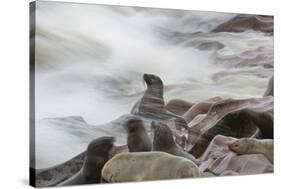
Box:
[151, 121, 199, 165]
[229, 137, 273, 163]
[57, 136, 115, 186]
[131, 73, 165, 116]
[240, 108, 273, 139]
[131, 73, 187, 129]
[124, 118, 152, 152]
[102, 151, 200, 182]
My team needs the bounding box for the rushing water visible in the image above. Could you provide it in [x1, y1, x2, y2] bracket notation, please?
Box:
[34, 1, 273, 168]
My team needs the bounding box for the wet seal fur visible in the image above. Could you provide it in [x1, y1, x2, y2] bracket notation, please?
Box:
[124, 118, 152, 152]
[151, 121, 199, 165]
[57, 136, 115, 186]
[229, 137, 273, 163]
[131, 73, 187, 129]
[102, 151, 200, 182]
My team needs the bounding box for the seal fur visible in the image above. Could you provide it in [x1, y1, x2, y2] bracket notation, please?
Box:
[151, 121, 198, 165]
[57, 136, 115, 186]
[124, 118, 152, 152]
[228, 137, 273, 163]
[102, 151, 200, 182]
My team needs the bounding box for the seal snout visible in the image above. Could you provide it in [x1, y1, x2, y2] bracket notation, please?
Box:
[88, 136, 116, 152]
[228, 140, 240, 152]
[143, 73, 152, 85]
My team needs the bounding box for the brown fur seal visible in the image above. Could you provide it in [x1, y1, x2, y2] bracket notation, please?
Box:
[57, 136, 115, 186]
[35, 144, 128, 187]
[131, 73, 165, 116]
[124, 118, 152, 152]
[237, 108, 273, 139]
[131, 73, 187, 129]
[151, 121, 198, 165]
[228, 138, 273, 163]
[102, 151, 200, 182]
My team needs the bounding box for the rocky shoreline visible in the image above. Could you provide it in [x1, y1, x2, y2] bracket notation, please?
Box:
[34, 73, 273, 187]
[33, 13, 274, 187]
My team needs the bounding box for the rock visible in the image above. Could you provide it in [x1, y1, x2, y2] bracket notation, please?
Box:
[220, 170, 240, 176]
[187, 97, 273, 158]
[212, 14, 273, 34]
[196, 41, 224, 51]
[165, 99, 194, 116]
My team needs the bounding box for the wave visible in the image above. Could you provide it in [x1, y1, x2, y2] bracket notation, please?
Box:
[35, 1, 273, 125]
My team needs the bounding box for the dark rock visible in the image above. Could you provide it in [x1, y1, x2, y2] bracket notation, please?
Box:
[212, 14, 273, 34]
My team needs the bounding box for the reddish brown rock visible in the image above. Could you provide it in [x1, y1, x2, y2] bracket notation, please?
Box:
[183, 96, 224, 123]
[201, 171, 216, 177]
[187, 97, 273, 158]
[165, 99, 194, 116]
[220, 170, 240, 176]
[212, 14, 273, 34]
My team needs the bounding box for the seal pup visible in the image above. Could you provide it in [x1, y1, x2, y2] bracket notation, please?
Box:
[131, 73, 187, 129]
[124, 118, 152, 152]
[151, 121, 199, 165]
[57, 136, 115, 186]
[228, 137, 273, 163]
[102, 151, 200, 182]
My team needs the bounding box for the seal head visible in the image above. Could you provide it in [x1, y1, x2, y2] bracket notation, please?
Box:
[151, 121, 198, 165]
[124, 118, 152, 152]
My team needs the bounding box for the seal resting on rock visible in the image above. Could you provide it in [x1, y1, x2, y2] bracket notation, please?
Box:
[124, 118, 152, 152]
[199, 135, 273, 175]
[229, 138, 273, 163]
[102, 151, 200, 182]
[57, 136, 115, 186]
[151, 121, 198, 165]
[131, 73, 187, 129]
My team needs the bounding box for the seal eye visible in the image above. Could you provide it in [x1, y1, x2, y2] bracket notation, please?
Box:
[229, 142, 239, 151]
[143, 74, 153, 85]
